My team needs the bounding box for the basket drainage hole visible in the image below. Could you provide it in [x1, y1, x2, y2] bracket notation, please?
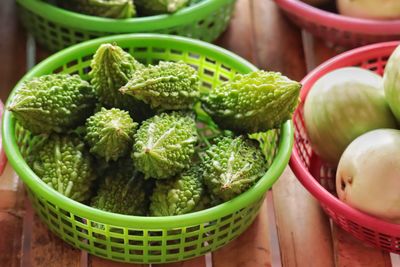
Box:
[110, 237, 124, 243]
[219, 224, 231, 231]
[152, 47, 165, 53]
[110, 227, 124, 234]
[111, 247, 124, 253]
[185, 236, 198, 242]
[128, 230, 144, 236]
[167, 239, 180, 245]
[135, 47, 148, 52]
[204, 69, 214, 77]
[186, 225, 200, 232]
[189, 52, 200, 59]
[167, 248, 180, 254]
[171, 49, 182, 55]
[184, 245, 197, 252]
[167, 229, 182, 235]
[149, 250, 162, 255]
[129, 250, 143, 255]
[149, 230, 163, 236]
[220, 75, 229, 82]
[129, 240, 143, 246]
[94, 242, 106, 249]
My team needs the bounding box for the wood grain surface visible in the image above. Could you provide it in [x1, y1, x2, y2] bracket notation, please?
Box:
[0, 0, 397, 266]
[212, 200, 271, 267]
[273, 168, 335, 267]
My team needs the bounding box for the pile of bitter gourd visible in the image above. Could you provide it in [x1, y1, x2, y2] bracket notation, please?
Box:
[8, 43, 300, 216]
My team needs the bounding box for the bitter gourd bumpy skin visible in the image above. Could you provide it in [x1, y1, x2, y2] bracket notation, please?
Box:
[149, 166, 203, 216]
[135, 0, 189, 15]
[202, 136, 267, 201]
[202, 71, 301, 133]
[31, 134, 97, 202]
[58, 0, 136, 18]
[85, 107, 138, 162]
[9, 74, 96, 134]
[120, 61, 200, 111]
[132, 112, 198, 179]
[89, 43, 153, 121]
[91, 157, 150, 215]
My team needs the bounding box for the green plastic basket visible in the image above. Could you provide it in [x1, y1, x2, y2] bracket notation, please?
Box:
[17, 0, 236, 51]
[3, 34, 293, 264]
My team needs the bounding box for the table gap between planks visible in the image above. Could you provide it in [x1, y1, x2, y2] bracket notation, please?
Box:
[0, 0, 396, 266]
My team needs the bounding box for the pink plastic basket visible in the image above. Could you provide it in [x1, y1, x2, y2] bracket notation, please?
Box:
[274, 0, 400, 48]
[290, 41, 400, 253]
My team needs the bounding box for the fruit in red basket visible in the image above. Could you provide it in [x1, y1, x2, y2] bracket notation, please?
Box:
[304, 67, 397, 166]
[203, 136, 267, 201]
[337, 0, 400, 20]
[132, 112, 198, 179]
[31, 134, 97, 202]
[8, 74, 97, 134]
[149, 166, 204, 216]
[135, 0, 189, 15]
[336, 129, 400, 223]
[201, 71, 301, 134]
[120, 61, 200, 110]
[89, 43, 154, 121]
[85, 108, 138, 162]
[384, 45, 400, 122]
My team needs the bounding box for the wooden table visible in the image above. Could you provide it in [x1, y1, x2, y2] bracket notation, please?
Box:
[0, 0, 398, 266]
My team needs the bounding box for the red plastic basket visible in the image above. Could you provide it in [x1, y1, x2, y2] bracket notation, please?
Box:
[274, 0, 400, 48]
[290, 41, 400, 253]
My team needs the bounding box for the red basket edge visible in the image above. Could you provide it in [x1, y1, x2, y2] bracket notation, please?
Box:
[274, 0, 400, 35]
[289, 41, 400, 235]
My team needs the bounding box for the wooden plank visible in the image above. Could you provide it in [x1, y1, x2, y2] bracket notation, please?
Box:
[36, 46, 52, 65]
[212, 199, 272, 267]
[272, 167, 335, 267]
[89, 255, 148, 267]
[22, 203, 82, 267]
[252, 0, 305, 80]
[89, 249, 205, 266]
[0, 1, 27, 102]
[313, 37, 343, 68]
[332, 224, 391, 267]
[253, 2, 335, 265]
[215, 0, 256, 65]
[0, 212, 23, 267]
[0, 164, 24, 211]
[158, 256, 206, 267]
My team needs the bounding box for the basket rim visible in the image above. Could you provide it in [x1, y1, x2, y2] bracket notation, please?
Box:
[274, 0, 400, 35]
[17, 0, 236, 32]
[290, 41, 400, 232]
[3, 33, 294, 228]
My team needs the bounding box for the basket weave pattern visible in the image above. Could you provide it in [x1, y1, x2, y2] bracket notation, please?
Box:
[4, 35, 293, 263]
[18, 0, 236, 51]
[274, 0, 400, 48]
[291, 42, 400, 253]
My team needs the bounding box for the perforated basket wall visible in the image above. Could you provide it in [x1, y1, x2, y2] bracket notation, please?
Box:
[17, 0, 236, 52]
[274, 0, 400, 48]
[290, 41, 400, 253]
[3, 34, 293, 264]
